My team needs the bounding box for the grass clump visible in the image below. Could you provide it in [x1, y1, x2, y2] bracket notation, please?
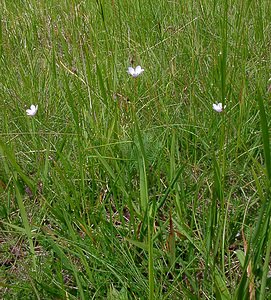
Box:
[1, 0, 271, 299]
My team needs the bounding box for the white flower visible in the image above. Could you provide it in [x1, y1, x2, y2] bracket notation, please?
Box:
[127, 65, 144, 78]
[26, 104, 38, 116]
[212, 103, 225, 113]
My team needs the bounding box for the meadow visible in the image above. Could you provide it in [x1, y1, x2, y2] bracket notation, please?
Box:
[1, 0, 271, 299]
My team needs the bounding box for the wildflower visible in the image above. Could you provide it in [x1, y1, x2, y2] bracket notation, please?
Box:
[212, 103, 225, 113]
[26, 104, 38, 116]
[127, 65, 144, 78]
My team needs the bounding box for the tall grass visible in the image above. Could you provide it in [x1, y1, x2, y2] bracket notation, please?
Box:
[1, 0, 271, 298]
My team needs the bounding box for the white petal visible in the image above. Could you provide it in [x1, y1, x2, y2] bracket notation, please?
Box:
[26, 104, 38, 116]
[127, 67, 135, 75]
[27, 111, 35, 116]
[135, 65, 142, 72]
[212, 103, 223, 113]
[135, 65, 144, 75]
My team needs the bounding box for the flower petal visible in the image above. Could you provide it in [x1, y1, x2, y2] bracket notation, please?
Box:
[127, 67, 135, 75]
[135, 65, 144, 75]
[26, 104, 38, 116]
[212, 103, 223, 113]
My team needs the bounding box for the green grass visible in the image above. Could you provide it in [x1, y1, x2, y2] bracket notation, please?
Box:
[1, 0, 271, 298]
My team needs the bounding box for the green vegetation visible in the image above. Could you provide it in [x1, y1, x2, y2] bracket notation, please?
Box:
[1, 0, 271, 298]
